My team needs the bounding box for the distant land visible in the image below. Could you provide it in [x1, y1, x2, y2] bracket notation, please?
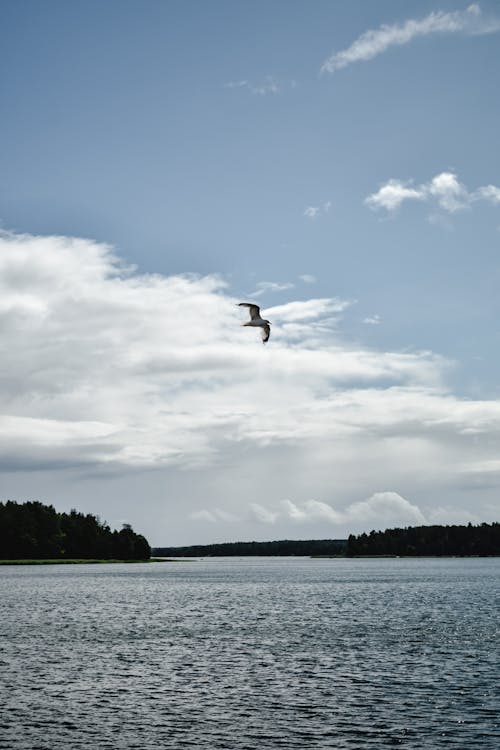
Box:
[346, 522, 499, 556]
[1, 501, 498, 560]
[153, 539, 347, 557]
[154, 523, 500, 557]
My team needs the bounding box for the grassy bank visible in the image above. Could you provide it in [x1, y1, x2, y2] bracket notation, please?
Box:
[0, 557, 173, 565]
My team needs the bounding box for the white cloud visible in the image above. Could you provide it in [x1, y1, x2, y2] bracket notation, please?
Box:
[225, 80, 248, 89]
[251, 281, 295, 298]
[197, 491, 428, 530]
[188, 480, 494, 536]
[225, 76, 280, 95]
[266, 297, 350, 323]
[363, 314, 381, 325]
[189, 508, 240, 523]
[303, 499, 342, 522]
[249, 502, 279, 524]
[280, 492, 425, 527]
[365, 179, 427, 211]
[321, 4, 499, 73]
[428, 172, 469, 212]
[476, 184, 500, 204]
[2, 229, 500, 539]
[366, 171, 500, 215]
[345, 491, 427, 527]
[250, 76, 280, 95]
[281, 499, 307, 521]
[299, 274, 316, 284]
[304, 201, 331, 220]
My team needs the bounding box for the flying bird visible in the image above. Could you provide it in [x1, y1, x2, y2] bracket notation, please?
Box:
[238, 302, 271, 343]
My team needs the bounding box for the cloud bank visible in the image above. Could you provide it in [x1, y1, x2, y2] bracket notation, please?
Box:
[1, 230, 500, 534]
[321, 4, 499, 73]
[193, 491, 482, 532]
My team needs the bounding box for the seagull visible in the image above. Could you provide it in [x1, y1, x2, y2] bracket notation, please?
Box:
[238, 302, 271, 343]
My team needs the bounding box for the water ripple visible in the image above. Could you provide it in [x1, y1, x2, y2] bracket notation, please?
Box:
[0, 558, 498, 749]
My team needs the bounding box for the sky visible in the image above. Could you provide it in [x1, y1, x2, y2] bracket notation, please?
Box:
[1, 0, 500, 546]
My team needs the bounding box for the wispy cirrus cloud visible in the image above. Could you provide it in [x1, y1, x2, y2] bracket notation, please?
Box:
[251, 280, 295, 298]
[225, 76, 280, 95]
[321, 4, 499, 73]
[365, 171, 500, 214]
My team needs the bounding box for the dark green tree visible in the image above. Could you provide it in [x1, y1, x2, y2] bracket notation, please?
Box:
[346, 523, 500, 556]
[0, 501, 151, 560]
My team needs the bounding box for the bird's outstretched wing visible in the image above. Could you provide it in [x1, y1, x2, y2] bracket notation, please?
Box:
[261, 324, 271, 343]
[238, 302, 261, 320]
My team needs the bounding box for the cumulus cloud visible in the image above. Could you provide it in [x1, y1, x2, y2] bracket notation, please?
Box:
[192, 492, 430, 531]
[278, 493, 426, 527]
[1, 230, 436, 472]
[299, 274, 316, 284]
[365, 171, 500, 215]
[283, 498, 342, 523]
[2, 229, 500, 537]
[321, 4, 499, 73]
[427, 172, 470, 212]
[365, 179, 427, 211]
[345, 492, 427, 526]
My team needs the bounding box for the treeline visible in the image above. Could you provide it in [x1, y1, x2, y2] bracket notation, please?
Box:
[154, 524, 500, 557]
[0, 501, 151, 560]
[153, 538, 347, 557]
[347, 523, 500, 556]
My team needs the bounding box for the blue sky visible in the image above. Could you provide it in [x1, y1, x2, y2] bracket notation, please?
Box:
[1, 1, 500, 544]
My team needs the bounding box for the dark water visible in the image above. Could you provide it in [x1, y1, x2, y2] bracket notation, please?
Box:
[0, 557, 498, 749]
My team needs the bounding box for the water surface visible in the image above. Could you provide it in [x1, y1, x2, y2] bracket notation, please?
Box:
[0, 557, 498, 749]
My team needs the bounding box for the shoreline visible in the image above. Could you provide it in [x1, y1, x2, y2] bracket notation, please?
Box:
[0, 557, 176, 565]
[1, 555, 498, 565]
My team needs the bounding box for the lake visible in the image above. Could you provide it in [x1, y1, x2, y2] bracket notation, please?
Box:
[0, 557, 498, 749]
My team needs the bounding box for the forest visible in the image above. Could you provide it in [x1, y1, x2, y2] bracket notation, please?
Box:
[155, 523, 499, 557]
[153, 538, 348, 557]
[346, 522, 500, 556]
[0, 500, 151, 560]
